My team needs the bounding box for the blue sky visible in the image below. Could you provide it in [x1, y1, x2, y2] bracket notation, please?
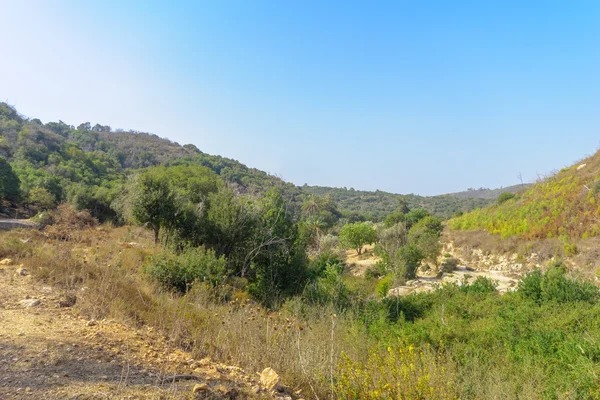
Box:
[1, 1, 599, 195]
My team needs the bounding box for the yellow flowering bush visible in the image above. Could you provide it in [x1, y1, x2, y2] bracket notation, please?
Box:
[336, 342, 458, 399]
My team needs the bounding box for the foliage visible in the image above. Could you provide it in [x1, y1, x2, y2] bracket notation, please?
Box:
[393, 244, 424, 280]
[518, 261, 599, 304]
[304, 185, 493, 221]
[451, 151, 600, 240]
[27, 186, 56, 210]
[0, 156, 20, 200]
[145, 246, 227, 292]
[336, 343, 458, 399]
[376, 275, 393, 298]
[131, 172, 177, 243]
[340, 222, 377, 255]
[497, 191, 516, 204]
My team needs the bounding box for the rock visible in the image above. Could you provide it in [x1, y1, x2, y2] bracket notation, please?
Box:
[193, 383, 209, 393]
[260, 367, 280, 391]
[16, 267, 29, 276]
[87, 320, 97, 326]
[19, 299, 41, 308]
[0, 258, 12, 265]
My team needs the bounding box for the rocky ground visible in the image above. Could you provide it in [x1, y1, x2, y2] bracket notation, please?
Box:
[0, 259, 295, 400]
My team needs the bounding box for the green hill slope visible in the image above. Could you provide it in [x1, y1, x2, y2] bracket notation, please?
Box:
[450, 150, 600, 240]
[303, 186, 494, 220]
[1, 102, 489, 220]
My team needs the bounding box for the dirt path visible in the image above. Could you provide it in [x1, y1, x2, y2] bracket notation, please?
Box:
[0, 219, 38, 231]
[0, 261, 287, 399]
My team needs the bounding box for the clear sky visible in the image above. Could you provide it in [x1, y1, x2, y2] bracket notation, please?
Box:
[1, 1, 599, 195]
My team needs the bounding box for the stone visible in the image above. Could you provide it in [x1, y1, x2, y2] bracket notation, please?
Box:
[192, 383, 209, 393]
[260, 367, 280, 391]
[0, 258, 12, 266]
[87, 320, 97, 326]
[19, 299, 41, 308]
[16, 267, 29, 276]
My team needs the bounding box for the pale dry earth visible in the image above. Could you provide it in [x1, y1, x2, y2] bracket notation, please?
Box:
[0, 260, 292, 400]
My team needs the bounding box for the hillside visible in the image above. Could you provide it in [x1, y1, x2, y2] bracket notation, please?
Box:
[450, 150, 600, 240]
[1, 102, 488, 221]
[303, 185, 493, 220]
[446, 184, 531, 200]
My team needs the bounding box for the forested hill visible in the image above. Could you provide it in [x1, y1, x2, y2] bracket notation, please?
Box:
[302, 185, 493, 220]
[450, 150, 600, 240]
[1, 102, 490, 220]
[446, 184, 531, 200]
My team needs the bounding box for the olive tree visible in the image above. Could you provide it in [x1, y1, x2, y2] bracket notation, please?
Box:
[340, 222, 377, 255]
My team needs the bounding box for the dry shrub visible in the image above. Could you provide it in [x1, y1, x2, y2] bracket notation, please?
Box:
[44, 204, 98, 241]
[446, 230, 562, 264]
[137, 286, 370, 398]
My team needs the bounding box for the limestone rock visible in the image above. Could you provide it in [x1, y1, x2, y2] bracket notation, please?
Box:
[193, 383, 209, 393]
[16, 267, 29, 276]
[260, 367, 280, 391]
[19, 299, 41, 308]
[0, 258, 12, 266]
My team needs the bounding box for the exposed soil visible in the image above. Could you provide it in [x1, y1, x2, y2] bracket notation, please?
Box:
[0, 261, 289, 399]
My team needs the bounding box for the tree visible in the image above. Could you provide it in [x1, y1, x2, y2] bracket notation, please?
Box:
[28, 186, 56, 210]
[340, 222, 377, 255]
[131, 172, 177, 244]
[0, 157, 20, 200]
[408, 215, 443, 265]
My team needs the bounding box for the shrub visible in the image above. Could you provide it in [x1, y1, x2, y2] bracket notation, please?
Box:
[497, 192, 516, 205]
[145, 246, 226, 292]
[394, 244, 423, 280]
[44, 204, 98, 241]
[336, 343, 458, 399]
[376, 275, 393, 298]
[461, 276, 497, 294]
[518, 262, 598, 304]
[308, 252, 343, 279]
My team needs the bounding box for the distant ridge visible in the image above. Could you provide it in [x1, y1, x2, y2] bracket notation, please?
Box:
[446, 184, 532, 200]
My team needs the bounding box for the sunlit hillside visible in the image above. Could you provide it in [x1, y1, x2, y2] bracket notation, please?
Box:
[451, 150, 600, 240]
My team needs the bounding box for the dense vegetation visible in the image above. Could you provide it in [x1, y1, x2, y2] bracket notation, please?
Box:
[451, 150, 600, 240]
[5, 102, 600, 398]
[303, 185, 496, 220]
[3, 218, 600, 399]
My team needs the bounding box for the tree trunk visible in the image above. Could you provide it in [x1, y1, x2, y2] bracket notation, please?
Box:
[357, 247, 362, 255]
[153, 226, 159, 245]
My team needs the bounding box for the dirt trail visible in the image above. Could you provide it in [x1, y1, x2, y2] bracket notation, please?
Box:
[0, 261, 286, 399]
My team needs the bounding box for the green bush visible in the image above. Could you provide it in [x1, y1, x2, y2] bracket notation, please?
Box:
[497, 192, 516, 205]
[518, 262, 598, 304]
[308, 252, 343, 278]
[460, 276, 497, 294]
[376, 275, 393, 298]
[144, 246, 226, 292]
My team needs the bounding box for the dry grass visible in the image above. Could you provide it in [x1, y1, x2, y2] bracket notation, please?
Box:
[0, 219, 373, 398]
[446, 229, 564, 262]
